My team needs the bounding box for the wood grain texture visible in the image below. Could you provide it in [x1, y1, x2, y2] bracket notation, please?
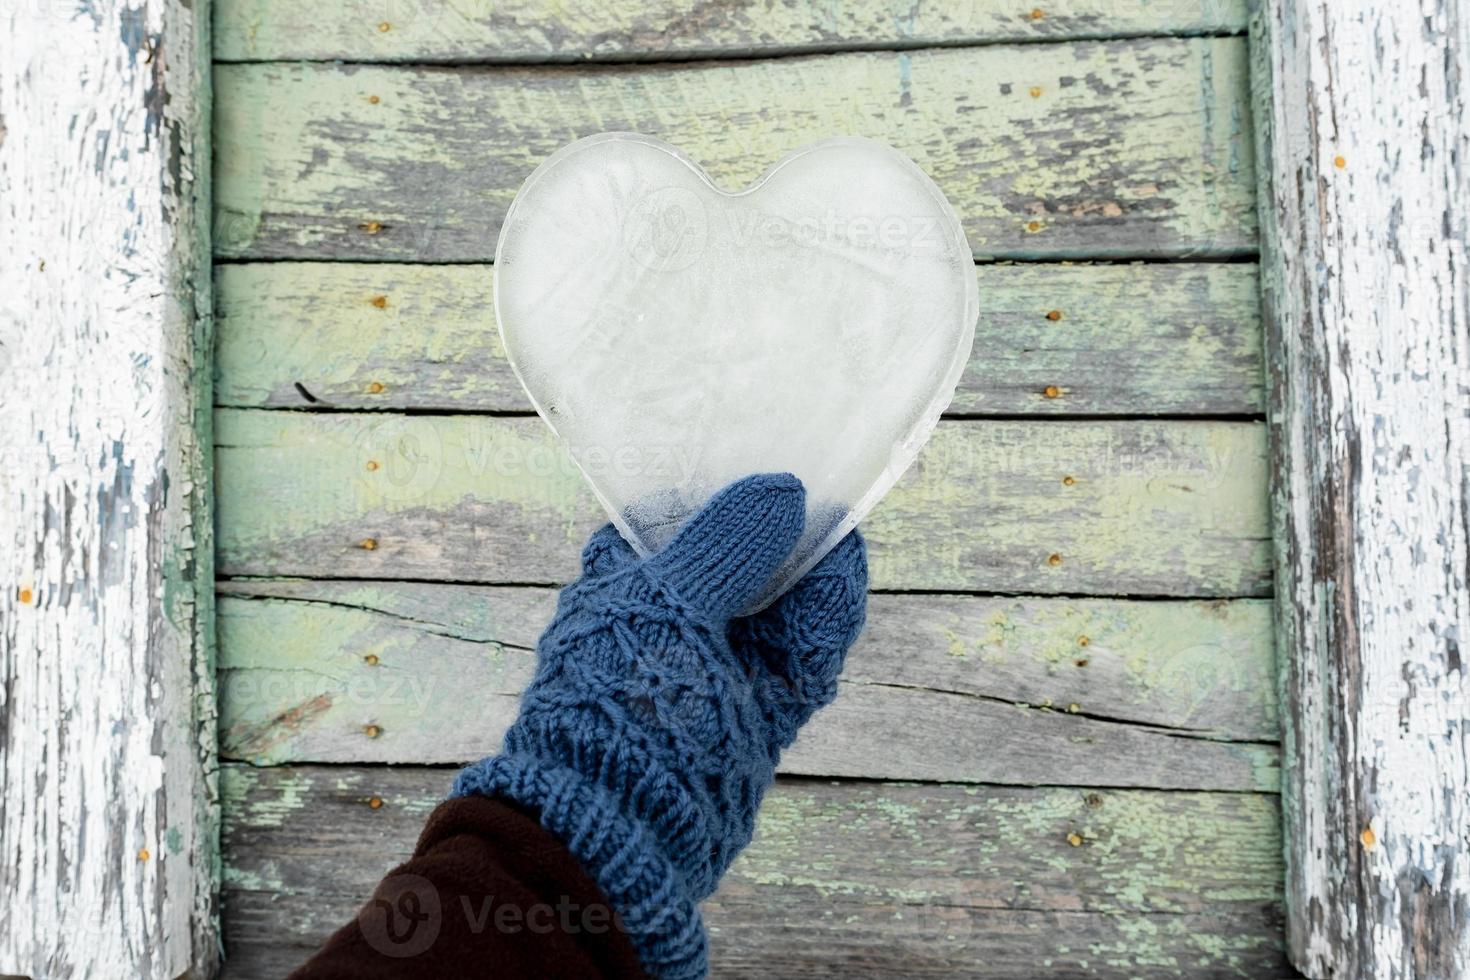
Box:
[1252, 2, 1470, 978]
[0, 1, 219, 977]
[218, 580, 1279, 739]
[213, 410, 1272, 596]
[219, 764, 1294, 978]
[213, 582, 1278, 789]
[215, 262, 1265, 416]
[215, 0, 1250, 63]
[213, 38, 1257, 262]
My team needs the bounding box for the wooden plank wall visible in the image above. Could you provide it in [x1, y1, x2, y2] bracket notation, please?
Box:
[210, 2, 1291, 976]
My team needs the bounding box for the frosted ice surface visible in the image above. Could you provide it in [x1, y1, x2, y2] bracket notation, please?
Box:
[495, 133, 978, 612]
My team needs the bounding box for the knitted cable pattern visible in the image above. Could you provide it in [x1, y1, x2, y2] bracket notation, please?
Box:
[453, 474, 868, 979]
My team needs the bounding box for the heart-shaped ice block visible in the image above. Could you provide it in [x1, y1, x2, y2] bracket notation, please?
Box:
[496, 133, 977, 612]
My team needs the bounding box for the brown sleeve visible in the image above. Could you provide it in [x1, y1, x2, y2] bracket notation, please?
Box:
[287, 795, 649, 980]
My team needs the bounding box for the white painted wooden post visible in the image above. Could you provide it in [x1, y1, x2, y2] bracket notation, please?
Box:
[1252, 0, 1470, 977]
[0, 0, 218, 977]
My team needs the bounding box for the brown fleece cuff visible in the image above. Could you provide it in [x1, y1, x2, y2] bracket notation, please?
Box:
[288, 795, 648, 980]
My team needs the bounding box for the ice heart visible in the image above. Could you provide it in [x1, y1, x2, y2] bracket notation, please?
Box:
[495, 133, 977, 612]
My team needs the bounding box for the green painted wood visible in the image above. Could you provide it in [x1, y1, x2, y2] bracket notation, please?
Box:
[215, 0, 1249, 63]
[219, 764, 1292, 978]
[215, 262, 1265, 416]
[213, 38, 1256, 262]
[213, 582, 1278, 788]
[213, 410, 1272, 597]
[217, 580, 1278, 739]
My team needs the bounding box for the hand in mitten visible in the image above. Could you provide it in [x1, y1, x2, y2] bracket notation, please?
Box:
[452, 473, 868, 979]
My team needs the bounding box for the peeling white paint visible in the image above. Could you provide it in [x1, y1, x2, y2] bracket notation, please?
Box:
[1254, 1, 1470, 977]
[0, 0, 217, 977]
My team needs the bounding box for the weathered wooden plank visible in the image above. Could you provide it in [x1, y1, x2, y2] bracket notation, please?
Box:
[219, 765, 1293, 978]
[1251, 2, 1470, 978]
[701, 908, 1294, 979]
[218, 580, 1279, 739]
[215, 0, 1250, 63]
[215, 262, 1265, 416]
[213, 411, 1272, 596]
[213, 39, 1257, 262]
[223, 905, 1296, 979]
[0, 1, 219, 977]
[213, 583, 1278, 788]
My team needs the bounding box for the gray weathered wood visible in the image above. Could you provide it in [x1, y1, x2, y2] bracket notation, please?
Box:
[213, 582, 1279, 789]
[215, 262, 1265, 416]
[0, 0, 219, 976]
[219, 764, 1294, 978]
[212, 39, 1257, 262]
[218, 580, 1279, 739]
[1251, 1, 1470, 977]
[213, 411, 1272, 597]
[214, 0, 1250, 63]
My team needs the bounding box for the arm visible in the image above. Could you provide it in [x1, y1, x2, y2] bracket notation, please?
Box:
[292, 474, 867, 978]
[287, 795, 647, 979]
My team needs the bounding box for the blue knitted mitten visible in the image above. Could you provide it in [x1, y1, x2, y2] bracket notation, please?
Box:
[452, 473, 868, 978]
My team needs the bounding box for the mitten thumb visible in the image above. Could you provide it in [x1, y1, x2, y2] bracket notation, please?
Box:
[644, 473, 805, 621]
